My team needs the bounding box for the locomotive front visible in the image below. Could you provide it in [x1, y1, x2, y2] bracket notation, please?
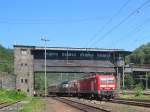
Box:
[97, 75, 116, 99]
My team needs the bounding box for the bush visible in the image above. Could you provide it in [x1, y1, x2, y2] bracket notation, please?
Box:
[0, 89, 27, 102]
[19, 97, 44, 112]
[134, 83, 144, 97]
[7, 89, 26, 100]
[124, 74, 135, 89]
[121, 89, 127, 95]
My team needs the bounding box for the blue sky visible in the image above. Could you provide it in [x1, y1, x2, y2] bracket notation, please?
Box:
[0, 0, 150, 51]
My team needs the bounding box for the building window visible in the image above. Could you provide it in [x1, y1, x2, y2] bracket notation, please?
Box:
[21, 63, 23, 66]
[21, 49, 27, 55]
[25, 63, 28, 66]
[27, 89, 29, 92]
[25, 79, 28, 84]
[21, 79, 23, 83]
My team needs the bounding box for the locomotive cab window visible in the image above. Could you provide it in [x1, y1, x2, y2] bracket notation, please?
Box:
[100, 78, 114, 83]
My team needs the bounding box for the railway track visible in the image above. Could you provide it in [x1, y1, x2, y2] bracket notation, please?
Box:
[53, 97, 111, 112]
[75, 97, 150, 108]
[109, 99, 150, 108]
[115, 98, 150, 103]
[0, 101, 21, 109]
[68, 97, 150, 108]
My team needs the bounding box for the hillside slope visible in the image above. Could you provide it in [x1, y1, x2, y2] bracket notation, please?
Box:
[0, 44, 13, 73]
[126, 42, 150, 64]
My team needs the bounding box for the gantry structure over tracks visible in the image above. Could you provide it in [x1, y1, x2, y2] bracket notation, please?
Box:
[14, 45, 130, 96]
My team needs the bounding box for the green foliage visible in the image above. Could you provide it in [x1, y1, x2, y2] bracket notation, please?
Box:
[34, 73, 85, 92]
[18, 97, 44, 112]
[34, 73, 71, 92]
[134, 83, 144, 97]
[121, 89, 127, 95]
[34, 73, 45, 91]
[124, 74, 134, 89]
[126, 42, 150, 64]
[120, 94, 150, 101]
[0, 89, 44, 112]
[0, 89, 27, 102]
[0, 44, 13, 73]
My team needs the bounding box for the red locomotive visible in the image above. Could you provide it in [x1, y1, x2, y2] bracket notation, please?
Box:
[77, 73, 116, 99]
[48, 73, 116, 100]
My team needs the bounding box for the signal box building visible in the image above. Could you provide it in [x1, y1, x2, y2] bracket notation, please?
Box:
[14, 45, 130, 96]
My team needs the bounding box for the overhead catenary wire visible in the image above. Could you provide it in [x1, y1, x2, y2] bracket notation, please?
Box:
[0, 16, 106, 24]
[112, 16, 150, 48]
[82, 0, 132, 66]
[83, 0, 131, 48]
[82, 0, 132, 69]
[89, 0, 150, 48]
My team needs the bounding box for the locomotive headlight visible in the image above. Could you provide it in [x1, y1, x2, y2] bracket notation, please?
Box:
[108, 85, 115, 87]
[100, 85, 106, 87]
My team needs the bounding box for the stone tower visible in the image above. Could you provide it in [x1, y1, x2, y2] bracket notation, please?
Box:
[14, 45, 34, 96]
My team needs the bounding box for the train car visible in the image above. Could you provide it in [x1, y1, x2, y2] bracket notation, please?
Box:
[78, 73, 116, 99]
[98, 74, 116, 99]
[68, 80, 78, 96]
[58, 81, 69, 96]
[48, 84, 59, 96]
[48, 81, 69, 96]
[48, 73, 116, 100]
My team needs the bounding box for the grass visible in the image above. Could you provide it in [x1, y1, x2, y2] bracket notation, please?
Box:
[119, 94, 150, 101]
[0, 88, 26, 103]
[18, 97, 45, 112]
[0, 89, 44, 112]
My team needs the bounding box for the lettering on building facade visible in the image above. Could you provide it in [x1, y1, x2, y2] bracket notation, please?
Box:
[34, 50, 112, 60]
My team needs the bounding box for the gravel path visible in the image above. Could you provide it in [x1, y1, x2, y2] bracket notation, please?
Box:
[43, 97, 81, 112]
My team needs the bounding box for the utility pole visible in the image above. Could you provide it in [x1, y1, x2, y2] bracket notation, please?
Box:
[41, 37, 50, 97]
[122, 63, 125, 90]
[67, 48, 68, 64]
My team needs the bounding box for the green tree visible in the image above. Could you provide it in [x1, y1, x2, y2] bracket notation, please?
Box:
[134, 83, 144, 97]
[124, 74, 134, 89]
[0, 44, 13, 73]
[126, 42, 150, 64]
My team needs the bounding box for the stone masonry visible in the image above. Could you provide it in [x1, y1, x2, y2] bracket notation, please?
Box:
[0, 72, 16, 89]
[14, 46, 34, 96]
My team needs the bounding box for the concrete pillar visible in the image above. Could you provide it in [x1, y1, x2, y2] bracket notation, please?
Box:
[116, 67, 120, 96]
[146, 72, 148, 90]
[60, 73, 62, 81]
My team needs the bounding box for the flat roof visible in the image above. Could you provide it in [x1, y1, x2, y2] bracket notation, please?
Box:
[14, 44, 131, 53]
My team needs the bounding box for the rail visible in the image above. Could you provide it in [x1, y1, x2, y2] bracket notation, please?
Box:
[0, 101, 21, 109]
[109, 99, 150, 108]
[53, 97, 111, 112]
